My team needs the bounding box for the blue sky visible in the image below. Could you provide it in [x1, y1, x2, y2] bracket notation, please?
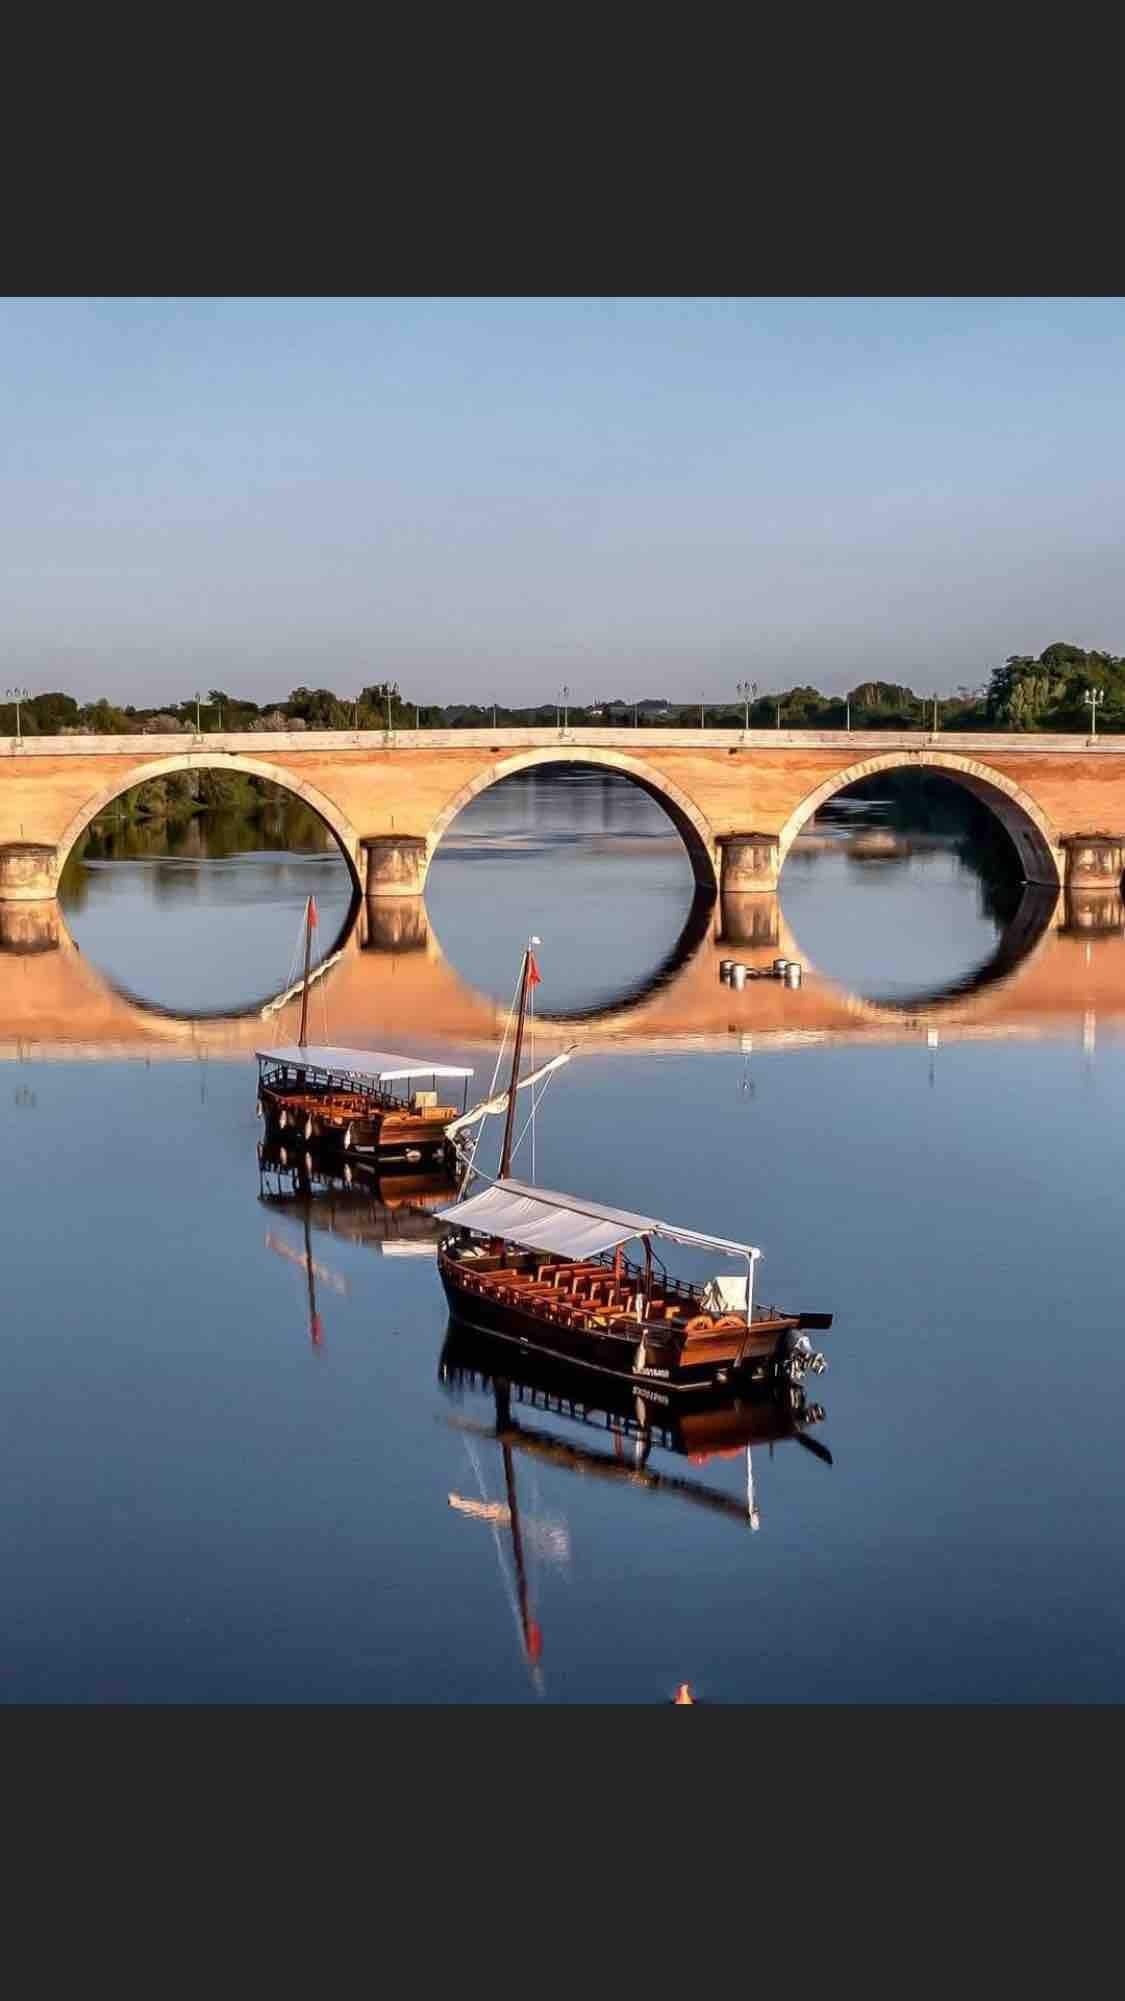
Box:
[2, 296, 1124, 705]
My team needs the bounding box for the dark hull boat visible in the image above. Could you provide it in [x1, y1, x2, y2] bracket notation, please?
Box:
[436, 1195, 830, 1395]
[254, 894, 474, 1165]
[257, 1045, 473, 1165]
[436, 940, 832, 1397]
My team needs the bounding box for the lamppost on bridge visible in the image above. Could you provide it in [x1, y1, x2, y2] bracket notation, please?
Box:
[386, 681, 399, 733]
[1084, 687, 1104, 740]
[492, 700, 498, 730]
[932, 692, 940, 733]
[845, 696, 851, 732]
[5, 686, 31, 743]
[736, 680, 756, 732]
[194, 690, 202, 735]
[559, 684, 569, 735]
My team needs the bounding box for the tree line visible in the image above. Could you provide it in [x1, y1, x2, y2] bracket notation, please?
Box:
[4, 645, 1125, 736]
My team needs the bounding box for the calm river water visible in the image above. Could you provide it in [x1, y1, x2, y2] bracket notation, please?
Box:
[2, 768, 1123, 1701]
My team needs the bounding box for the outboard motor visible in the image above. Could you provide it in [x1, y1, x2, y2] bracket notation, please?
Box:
[780, 1329, 826, 1383]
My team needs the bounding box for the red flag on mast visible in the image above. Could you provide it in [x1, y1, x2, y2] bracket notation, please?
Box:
[308, 895, 318, 929]
[527, 951, 541, 987]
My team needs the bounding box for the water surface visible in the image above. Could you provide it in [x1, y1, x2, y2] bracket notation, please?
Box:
[1, 770, 1121, 1701]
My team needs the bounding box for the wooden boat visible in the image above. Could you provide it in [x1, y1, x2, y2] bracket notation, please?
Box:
[256, 1042, 474, 1164]
[436, 943, 832, 1395]
[254, 894, 474, 1163]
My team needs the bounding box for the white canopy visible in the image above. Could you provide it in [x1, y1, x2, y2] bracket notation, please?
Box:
[435, 1177, 761, 1263]
[257, 1044, 474, 1081]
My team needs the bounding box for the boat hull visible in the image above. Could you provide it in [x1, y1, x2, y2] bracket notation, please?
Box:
[259, 1082, 456, 1164]
[438, 1255, 817, 1396]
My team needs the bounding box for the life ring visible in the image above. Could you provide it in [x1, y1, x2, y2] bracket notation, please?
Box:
[684, 1315, 715, 1333]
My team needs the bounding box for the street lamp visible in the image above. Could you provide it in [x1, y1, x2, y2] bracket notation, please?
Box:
[932, 692, 940, 733]
[776, 701, 782, 729]
[845, 696, 851, 732]
[5, 686, 31, 742]
[560, 684, 569, 733]
[492, 701, 498, 729]
[194, 690, 202, 734]
[736, 679, 757, 731]
[1084, 687, 1104, 739]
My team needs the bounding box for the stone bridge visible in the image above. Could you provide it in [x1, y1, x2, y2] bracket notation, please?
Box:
[3, 879, 1124, 1064]
[3, 726, 1125, 907]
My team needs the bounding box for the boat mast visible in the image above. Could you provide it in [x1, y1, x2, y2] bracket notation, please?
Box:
[297, 895, 315, 1051]
[499, 942, 534, 1179]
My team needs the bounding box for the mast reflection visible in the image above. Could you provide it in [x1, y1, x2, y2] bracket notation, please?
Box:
[439, 1321, 833, 1691]
[257, 1139, 458, 1345]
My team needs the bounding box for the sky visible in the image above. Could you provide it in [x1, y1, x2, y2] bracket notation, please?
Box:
[2, 295, 1124, 707]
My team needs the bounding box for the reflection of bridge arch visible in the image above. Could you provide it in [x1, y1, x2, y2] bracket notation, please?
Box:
[55, 754, 363, 891]
[777, 750, 1063, 890]
[780, 882, 1061, 1021]
[5, 872, 1110, 1062]
[426, 747, 719, 892]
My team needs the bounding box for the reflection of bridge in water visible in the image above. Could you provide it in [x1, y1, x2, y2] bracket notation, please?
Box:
[4, 876, 1125, 1062]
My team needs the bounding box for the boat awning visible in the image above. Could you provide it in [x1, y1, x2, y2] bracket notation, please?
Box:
[434, 1177, 761, 1263]
[256, 1045, 474, 1081]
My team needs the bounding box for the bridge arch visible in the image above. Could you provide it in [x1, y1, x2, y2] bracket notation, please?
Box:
[777, 749, 1063, 890]
[426, 745, 718, 892]
[54, 752, 363, 890]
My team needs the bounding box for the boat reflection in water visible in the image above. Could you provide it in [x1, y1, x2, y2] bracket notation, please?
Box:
[257, 1139, 458, 1345]
[258, 1139, 457, 1242]
[439, 1321, 833, 1695]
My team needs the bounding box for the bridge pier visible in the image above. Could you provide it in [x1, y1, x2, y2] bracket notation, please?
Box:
[718, 891, 781, 949]
[360, 835, 428, 899]
[1060, 887, 1125, 935]
[358, 895, 430, 952]
[0, 842, 57, 902]
[1060, 834, 1125, 891]
[716, 834, 780, 895]
[0, 898, 60, 953]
